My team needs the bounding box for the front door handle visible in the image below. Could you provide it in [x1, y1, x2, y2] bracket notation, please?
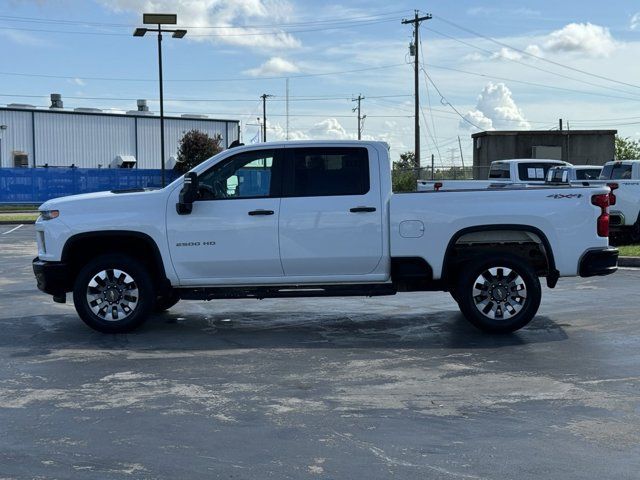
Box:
[350, 206, 376, 213]
[248, 209, 275, 216]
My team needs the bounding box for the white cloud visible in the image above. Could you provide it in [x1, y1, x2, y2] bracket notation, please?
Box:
[491, 47, 522, 61]
[460, 82, 530, 131]
[70, 78, 86, 87]
[524, 44, 542, 57]
[632, 13, 640, 30]
[308, 118, 353, 140]
[100, 0, 300, 50]
[461, 109, 494, 131]
[266, 122, 309, 141]
[543, 22, 616, 57]
[245, 57, 299, 76]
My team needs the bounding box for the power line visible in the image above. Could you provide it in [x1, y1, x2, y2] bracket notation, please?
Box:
[424, 63, 640, 103]
[425, 26, 640, 100]
[0, 62, 407, 83]
[0, 93, 411, 103]
[433, 15, 640, 92]
[0, 15, 404, 38]
[0, 103, 413, 119]
[421, 67, 482, 130]
[0, 10, 410, 29]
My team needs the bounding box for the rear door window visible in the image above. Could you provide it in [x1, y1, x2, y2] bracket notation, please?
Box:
[286, 147, 370, 197]
[488, 163, 510, 179]
[575, 168, 602, 180]
[517, 162, 563, 181]
[600, 163, 632, 180]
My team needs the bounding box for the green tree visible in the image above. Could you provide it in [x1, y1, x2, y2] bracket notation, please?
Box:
[392, 151, 419, 192]
[173, 129, 223, 173]
[615, 135, 640, 160]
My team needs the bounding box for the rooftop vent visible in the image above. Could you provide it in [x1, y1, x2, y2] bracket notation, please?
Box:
[126, 99, 153, 115]
[50, 93, 63, 109]
[137, 99, 149, 112]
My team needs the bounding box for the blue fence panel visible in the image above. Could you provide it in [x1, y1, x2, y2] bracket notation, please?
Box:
[0, 168, 182, 203]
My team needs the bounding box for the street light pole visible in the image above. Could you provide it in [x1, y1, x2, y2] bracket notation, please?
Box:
[157, 26, 166, 187]
[134, 14, 186, 188]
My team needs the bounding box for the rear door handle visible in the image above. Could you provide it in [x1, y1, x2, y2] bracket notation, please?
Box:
[350, 206, 377, 213]
[248, 209, 275, 216]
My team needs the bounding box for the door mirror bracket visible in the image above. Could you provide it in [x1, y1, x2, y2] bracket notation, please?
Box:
[176, 172, 199, 215]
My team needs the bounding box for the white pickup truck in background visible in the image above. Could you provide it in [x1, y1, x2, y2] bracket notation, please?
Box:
[417, 159, 569, 191]
[33, 141, 617, 335]
[548, 160, 640, 241]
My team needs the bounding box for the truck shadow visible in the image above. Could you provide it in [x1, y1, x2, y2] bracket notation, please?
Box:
[5, 309, 568, 355]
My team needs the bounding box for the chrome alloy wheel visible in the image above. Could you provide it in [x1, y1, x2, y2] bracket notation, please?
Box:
[472, 266, 527, 320]
[86, 269, 139, 321]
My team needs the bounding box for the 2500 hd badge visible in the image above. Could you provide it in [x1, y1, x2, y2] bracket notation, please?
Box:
[175, 241, 216, 247]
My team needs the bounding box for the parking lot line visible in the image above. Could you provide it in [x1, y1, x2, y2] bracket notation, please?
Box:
[1, 224, 24, 235]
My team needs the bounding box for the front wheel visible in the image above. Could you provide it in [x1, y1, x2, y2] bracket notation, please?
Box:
[455, 254, 541, 333]
[72, 254, 154, 333]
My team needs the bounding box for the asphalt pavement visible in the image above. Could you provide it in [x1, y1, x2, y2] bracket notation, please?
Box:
[1, 224, 639, 479]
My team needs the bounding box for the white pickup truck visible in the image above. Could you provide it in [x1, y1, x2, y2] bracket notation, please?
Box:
[548, 160, 640, 241]
[417, 159, 569, 191]
[33, 141, 618, 334]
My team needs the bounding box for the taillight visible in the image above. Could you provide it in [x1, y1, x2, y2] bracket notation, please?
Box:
[607, 182, 618, 206]
[434, 182, 443, 191]
[591, 193, 610, 237]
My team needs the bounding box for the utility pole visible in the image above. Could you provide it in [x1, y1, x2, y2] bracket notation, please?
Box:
[402, 10, 431, 166]
[458, 135, 465, 173]
[352, 94, 366, 140]
[260, 93, 273, 142]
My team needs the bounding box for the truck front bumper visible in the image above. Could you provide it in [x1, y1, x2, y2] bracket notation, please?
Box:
[33, 257, 71, 299]
[579, 247, 618, 277]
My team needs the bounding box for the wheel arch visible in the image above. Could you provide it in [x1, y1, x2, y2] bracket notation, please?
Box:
[442, 224, 558, 288]
[61, 230, 170, 293]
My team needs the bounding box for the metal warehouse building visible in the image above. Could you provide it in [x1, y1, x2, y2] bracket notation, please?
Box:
[0, 95, 239, 169]
[472, 129, 617, 179]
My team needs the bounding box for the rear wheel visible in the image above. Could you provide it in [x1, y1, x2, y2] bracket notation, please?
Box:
[455, 254, 541, 333]
[72, 254, 154, 333]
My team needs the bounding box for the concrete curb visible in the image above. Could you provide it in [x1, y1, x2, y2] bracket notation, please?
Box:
[618, 256, 640, 268]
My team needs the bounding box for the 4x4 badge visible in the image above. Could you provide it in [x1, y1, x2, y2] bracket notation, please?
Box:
[547, 193, 583, 199]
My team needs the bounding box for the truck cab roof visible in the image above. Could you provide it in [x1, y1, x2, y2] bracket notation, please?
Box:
[491, 159, 569, 164]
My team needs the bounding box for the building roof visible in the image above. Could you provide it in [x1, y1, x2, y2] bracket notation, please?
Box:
[471, 129, 617, 138]
[0, 105, 239, 124]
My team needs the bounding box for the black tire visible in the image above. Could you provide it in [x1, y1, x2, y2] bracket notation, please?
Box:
[455, 254, 541, 333]
[154, 290, 180, 313]
[449, 290, 460, 305]
[72, 254, 154, 333]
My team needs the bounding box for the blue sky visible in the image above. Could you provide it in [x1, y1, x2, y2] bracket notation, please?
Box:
[2, 0, 640, 166]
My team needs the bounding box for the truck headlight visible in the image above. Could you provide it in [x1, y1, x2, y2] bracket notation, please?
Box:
[39, 210, 60, 221]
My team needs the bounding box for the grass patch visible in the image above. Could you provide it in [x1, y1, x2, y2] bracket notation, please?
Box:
[0, 213, 39, 222]
[618, 244, 640, 257]
[0, 204, 39, 212]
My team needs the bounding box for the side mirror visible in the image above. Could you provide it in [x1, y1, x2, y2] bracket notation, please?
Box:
[176, 172, 199, 215]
